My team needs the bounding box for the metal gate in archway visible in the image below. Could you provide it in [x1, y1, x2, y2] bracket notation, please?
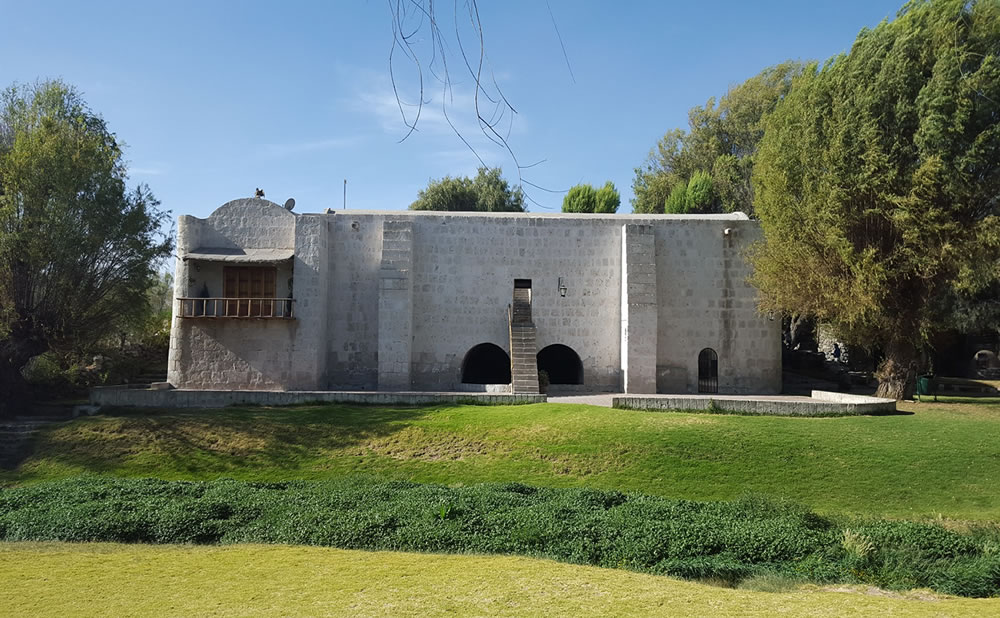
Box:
[698, 348, 718, 394]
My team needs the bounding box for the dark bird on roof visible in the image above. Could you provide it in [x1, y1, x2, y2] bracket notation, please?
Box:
[254, 188, 265, 198]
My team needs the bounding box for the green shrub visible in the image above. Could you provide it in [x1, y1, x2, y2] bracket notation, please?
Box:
[1, 477, 999, 597]
[537, 370, 550, 393]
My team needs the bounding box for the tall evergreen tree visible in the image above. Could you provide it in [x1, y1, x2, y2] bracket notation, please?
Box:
[562, 181, 620, 213]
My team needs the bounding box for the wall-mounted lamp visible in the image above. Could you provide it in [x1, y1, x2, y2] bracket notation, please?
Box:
[558, 277, 568, 297]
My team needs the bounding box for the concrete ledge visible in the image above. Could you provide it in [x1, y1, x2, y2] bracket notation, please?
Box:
[612, 391, 896, 417]
[455, 383, 512, 393]
[90, 386, 545, 409]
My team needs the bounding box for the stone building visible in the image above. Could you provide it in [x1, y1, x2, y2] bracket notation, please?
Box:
[167, 198, 781, 394]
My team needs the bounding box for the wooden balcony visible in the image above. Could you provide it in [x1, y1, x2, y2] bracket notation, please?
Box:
[177, 297, 295, 319]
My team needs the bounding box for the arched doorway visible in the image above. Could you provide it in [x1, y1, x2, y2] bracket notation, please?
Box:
[698, 348, 718, 393]
[537, 344, 584, 385]
[461, 343, 511, 384]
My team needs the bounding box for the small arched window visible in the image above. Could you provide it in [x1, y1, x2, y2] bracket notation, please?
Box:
[698, 348, 718, 394]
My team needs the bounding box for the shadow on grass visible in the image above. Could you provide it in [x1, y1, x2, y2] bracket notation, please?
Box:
[5, 403, 446, 480]
[914, 396, 1000, 405]
[865, 409, 915, 416]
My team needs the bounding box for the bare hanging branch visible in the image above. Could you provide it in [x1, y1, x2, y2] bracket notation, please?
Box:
[386, 0, 572, 209]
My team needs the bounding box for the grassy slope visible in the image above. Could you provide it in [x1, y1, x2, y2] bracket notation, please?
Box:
[3, 542, 995, 617]
[3, 398, 999, 520]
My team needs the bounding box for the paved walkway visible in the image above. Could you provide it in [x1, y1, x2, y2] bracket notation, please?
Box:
[547, 391, 895, 416]
[547, 393, 824, 407]
[547, 393, 618, 407]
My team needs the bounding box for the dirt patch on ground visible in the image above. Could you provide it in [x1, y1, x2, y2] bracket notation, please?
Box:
[362, 427, 506, 461]
[532, 446, 639, 476]
[820, 585, 943, 602]
[638, 415, 721, 428]
[38, 417, 276, 459]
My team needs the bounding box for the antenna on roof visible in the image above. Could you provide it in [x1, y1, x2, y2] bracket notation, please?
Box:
[284, 198, 295, 211]
[343, 179, 347, 210]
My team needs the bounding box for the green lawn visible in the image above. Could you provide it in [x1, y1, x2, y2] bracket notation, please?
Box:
[3, 398, 999, 520]
[3, 542, 995, 617]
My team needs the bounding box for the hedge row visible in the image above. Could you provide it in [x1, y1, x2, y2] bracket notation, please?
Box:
[1, 477, 998, 597]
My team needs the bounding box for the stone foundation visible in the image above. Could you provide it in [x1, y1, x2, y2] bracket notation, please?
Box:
[90, 386, 544, 408]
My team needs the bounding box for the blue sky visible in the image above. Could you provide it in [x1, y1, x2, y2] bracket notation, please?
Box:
[1, 0, 904, 220]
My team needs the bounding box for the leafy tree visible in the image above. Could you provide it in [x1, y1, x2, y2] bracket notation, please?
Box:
[633, 62, 803, 215]
[664, 183, 688, 214]
[409, 167, 525, 212]
[633, 129, 691, 214]
[0, 81, 172, 416]
[147, 271, 174, 317]
[121, 269, 174, 351]
[408, 175, 476, 211]
[751, 0, 1000, 399]
[562, 181, 620, 213]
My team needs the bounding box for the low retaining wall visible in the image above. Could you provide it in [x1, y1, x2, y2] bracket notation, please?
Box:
[455, 383, 511, 393]
[612, 390, 895, 416]
[90, 387, 546, 408]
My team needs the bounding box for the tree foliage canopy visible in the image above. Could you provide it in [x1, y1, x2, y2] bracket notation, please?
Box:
[409, 167, 526, 212]
[0, 80, 172, 414]
[561, 181, 620, 213]
[632, 62, 803, 216]
[751, 0, 1000, 397]
[664, 171, 717, 214]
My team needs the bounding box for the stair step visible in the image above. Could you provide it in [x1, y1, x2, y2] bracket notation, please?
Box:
[508, 290, 537, 394]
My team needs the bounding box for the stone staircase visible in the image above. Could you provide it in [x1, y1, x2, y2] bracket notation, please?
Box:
[0, 416, 62, 469]
[125, 368, 168, 389]
[509, 286, 539, 394]
[0, 399, 92, 468]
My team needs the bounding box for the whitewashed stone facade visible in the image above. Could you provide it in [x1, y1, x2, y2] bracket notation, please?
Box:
[167, 198, 781, 394]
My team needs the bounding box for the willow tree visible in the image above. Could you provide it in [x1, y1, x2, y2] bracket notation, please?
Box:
[0, 81, 171, 416]
[752, 0, 1000, 399]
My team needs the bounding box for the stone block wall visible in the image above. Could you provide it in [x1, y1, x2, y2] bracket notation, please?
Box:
[326, 214, 382, 389]
[288, 214, 329, 389]
[167, 320, 297, 389]
[621, 224, 657, 393]
[377, 219, 414, 390]
[169, 204, 781, 395]
[406, 214, 623, 392]
[168, 199, 308, 390]
[177, 199, 295, 253]
[653, 219, 781, 394]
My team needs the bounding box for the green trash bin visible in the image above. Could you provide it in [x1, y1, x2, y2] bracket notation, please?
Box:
[916, 375, 936, 402]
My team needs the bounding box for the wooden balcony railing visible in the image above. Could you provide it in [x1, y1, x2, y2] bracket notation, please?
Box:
[177, 297, 295, 319]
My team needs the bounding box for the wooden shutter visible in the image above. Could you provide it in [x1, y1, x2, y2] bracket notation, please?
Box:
[223, 266, 278, 317]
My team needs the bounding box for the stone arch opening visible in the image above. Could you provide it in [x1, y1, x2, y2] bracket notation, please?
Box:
[537, 344, 584, 385]
[461, 343, 511, 384]
[698, 348, 719, 393]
